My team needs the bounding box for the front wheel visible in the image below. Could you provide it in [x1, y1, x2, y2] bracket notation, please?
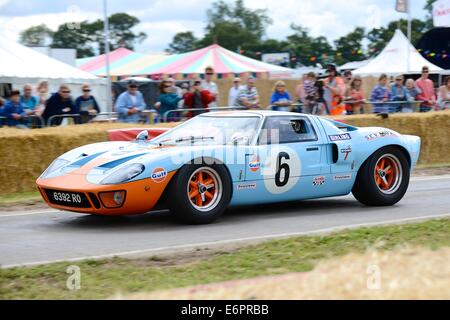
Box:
[167, 163, 232, 224]
[352, 146, 410, 206]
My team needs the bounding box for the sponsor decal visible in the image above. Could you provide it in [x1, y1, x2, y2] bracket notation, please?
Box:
[237, 183, 257, 190]
[151, 167, 167, 183]
[249, 157, 261, 172]
[365, 130, 396, 141]
[313, 176, 326, 186]
[333, 174, 352, 181]
[340, 146, 352, 160]
[329, 133, 351, 141]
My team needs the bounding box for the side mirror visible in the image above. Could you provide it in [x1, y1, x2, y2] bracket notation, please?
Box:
[136, 130, 149, 141]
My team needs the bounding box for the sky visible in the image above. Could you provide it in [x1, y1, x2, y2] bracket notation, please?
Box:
[0, 0, 429, 54]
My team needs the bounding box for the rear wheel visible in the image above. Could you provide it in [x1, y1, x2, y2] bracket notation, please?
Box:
[352, 146, 410, 206]
[167, 163, 231, 224]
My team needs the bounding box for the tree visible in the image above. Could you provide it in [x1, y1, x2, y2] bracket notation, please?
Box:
[367, 19, 429, 56]
[51, 21, 96, 58]
[424, 0, 435, 29]
[167, 31, 199, 53]
[19, 24, 54, 46]
[334, 27, 366, 65]
[198, 0, 271, 51]
[23, 13, 146, 58]
[285, 24, 334, 67]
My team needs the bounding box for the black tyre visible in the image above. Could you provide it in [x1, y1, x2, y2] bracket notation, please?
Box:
[352, 146, 410, 206]
[167, 162, 232, 224]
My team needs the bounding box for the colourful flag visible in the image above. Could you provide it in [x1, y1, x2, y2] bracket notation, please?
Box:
[395, 0, 408, 13]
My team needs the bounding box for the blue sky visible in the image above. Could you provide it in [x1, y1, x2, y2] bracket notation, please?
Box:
[0, 0, 429, 53]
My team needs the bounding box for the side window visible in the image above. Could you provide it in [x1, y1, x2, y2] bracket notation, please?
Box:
[259, 117, 317, 145]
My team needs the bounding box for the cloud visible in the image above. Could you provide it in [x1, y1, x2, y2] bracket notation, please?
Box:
[0, 0, 428, 53]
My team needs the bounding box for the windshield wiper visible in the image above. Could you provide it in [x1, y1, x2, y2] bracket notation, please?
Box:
[175, 136, 215, 143]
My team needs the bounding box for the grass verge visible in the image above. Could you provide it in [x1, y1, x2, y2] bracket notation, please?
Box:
[0, 191, 41, 206]
[0, 218, 449, 299]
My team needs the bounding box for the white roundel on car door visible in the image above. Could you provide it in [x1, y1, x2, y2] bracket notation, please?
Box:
[261, 145, 301, 194]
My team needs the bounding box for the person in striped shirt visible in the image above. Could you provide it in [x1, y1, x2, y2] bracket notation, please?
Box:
[236, 77, 260, 109]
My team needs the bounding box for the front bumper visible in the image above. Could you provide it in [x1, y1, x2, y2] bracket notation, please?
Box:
[36, 171, 175, 216]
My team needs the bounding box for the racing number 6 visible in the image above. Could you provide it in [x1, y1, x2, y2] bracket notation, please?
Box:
[275, 152, 290, 187]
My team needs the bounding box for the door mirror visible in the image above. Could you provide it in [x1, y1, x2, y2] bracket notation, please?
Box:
[136, 130, 148, 141]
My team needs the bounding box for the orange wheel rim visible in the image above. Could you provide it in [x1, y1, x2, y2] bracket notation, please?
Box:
[374, 154, 402, 194]
[187, 167, 222, 211]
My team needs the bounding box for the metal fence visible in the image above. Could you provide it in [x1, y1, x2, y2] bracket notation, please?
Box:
[162, 106, 261, 122]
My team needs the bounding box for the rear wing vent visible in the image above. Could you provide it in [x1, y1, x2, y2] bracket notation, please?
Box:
[327, 119, 359, 132]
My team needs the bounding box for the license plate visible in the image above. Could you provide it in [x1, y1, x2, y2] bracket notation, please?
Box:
[44, 189, 91, 208]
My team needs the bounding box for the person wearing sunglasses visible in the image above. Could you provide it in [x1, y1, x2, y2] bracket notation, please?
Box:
[115, 80, 147, 123]
[201, 66, 218, 108]
[156, 80, 183, 122]
[415, 66, 436, 112]
[75, 84, 100, 124]
[42, 84, 75, 125]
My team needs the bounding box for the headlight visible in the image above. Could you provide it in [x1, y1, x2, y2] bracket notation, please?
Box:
[101, 163, 145, 185]
[41, 159, 69, 178]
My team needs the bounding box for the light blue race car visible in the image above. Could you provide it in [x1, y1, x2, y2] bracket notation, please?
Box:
[37, 110, 421, 224]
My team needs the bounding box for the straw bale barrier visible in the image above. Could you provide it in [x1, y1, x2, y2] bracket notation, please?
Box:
[0, 111, 448, 195]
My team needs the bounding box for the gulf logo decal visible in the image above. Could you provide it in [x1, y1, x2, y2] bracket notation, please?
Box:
[249, 158, 261, 172]
[151, 167, 167, 183]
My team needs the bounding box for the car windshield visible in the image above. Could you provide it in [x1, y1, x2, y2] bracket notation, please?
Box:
[151, 116, 261, 146]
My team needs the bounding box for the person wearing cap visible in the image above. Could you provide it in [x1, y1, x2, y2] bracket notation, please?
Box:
[183, 80, 215, 118]
[115, 80, 147, 123]
[228, 77, 242, 106]
[236, 77, 260, 109]
[322, 64, 346, 115]
[415, 66, 436, 112]
[74, 84, 100, 124]
[390, 75, 410, 113]
[3, 90, 27, 127]
[201, 66, 218, 108]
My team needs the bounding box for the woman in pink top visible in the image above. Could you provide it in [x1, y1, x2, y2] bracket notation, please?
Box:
[415, 66, 436, 112]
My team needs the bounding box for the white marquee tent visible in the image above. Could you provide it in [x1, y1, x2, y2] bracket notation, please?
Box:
[0, 35, 107, 109]
[353, 29, 443, 76]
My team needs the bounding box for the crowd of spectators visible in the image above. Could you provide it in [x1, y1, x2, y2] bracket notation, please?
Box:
[2, 65, 449, 128]
[0, 81, 100, 128]
[271, 64, 449, 116]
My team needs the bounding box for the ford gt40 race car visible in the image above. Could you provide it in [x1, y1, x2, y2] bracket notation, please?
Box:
[36, 111, 421, 224]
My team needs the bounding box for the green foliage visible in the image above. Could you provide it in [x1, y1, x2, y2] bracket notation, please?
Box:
[19, 24, 54, 46]
[166, 31, 200, 54]
[334, 27, 366, 66]
[367, 19, 429, 56]
[21, 13, 146, 58]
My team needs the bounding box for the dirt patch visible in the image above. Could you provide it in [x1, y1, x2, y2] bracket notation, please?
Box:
[120, 247, 450, 300]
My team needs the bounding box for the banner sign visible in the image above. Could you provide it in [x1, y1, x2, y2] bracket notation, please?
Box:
[433, 0, 450, 27]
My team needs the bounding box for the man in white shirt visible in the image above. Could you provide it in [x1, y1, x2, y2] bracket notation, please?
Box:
[228, 77, 242, 106]
[201, 66, 218, 108]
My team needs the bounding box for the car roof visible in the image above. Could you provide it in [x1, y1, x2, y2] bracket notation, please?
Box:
[200, 110, 315, 118]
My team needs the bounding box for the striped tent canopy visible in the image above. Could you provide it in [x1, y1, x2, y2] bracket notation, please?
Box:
[77, 44, 294, 79]
[77, 47, 168, 78]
